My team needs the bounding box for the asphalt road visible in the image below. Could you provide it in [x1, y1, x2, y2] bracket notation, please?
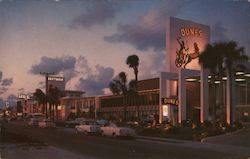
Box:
[3, 122, 250, 159]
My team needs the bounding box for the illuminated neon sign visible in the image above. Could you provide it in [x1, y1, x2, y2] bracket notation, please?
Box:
[180, 28, 202, 37]
[48, 77, 64, 81]
[163, 105, 168, 116]
[18, 94, 30, 99]
[162, 98, 179, 106]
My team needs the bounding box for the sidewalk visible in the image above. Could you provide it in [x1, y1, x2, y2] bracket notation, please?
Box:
[136, 135, 195, 144]
[137, 123, 250, 147]
[201, 122, 250, 147]
[201, 127, 246, 143]
[136, 135, 250, 157]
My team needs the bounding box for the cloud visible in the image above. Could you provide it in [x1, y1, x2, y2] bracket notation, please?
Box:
[30, 56, 77, 82]
[0, 95, 17, 108]
[211, 22, 229, 43]
[104, 1, 186, 51]
[0, 71, 13, 95]
[38, 81, 45, 90]
[0, 71, 2, 82]
[76, 56, 92, 75]
[30, 56, 115, 95]
[75, 65, 114, 96]
[18, 88, 25, 91]
[1, 78, 13, 86]
[105, 24, 165, 51]
[139, 52, 165, 79]
[0, 98, 4, 108]
[0, 87, 8, 95]
[70, 1, 120, 29]
[6, 94, 17, 107]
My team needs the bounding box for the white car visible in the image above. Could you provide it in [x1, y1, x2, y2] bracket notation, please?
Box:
[38, 119, 56, 128]
[100, 123, 136, 137]
[75, 121, 100, 135]
[28, 118, 42, 126]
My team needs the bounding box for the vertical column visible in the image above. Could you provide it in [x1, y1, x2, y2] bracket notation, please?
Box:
[245, 80, 248, 106]
[166, 80, 171, 121]
[159, 73, 167, 123]
[232, 76, 236, 123]
[178, 69, 186, 123]
[168, 80, 177, 126]
[200, 67, 209, 123]
[226, 71, 236, 124]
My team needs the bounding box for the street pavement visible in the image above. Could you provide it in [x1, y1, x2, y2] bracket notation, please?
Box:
[202, 122, 250, 147]
[3, 122, 250, 159]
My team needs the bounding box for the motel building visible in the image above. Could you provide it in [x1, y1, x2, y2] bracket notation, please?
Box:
[97, 17, 250, 124]
[17, 94, 43, 117]
[57, 17, 250, 125]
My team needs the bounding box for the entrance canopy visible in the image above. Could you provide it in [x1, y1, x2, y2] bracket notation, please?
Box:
[159, 67, 209, 124]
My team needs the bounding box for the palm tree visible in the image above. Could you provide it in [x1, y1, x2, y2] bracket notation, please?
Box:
[118, 72, 128, 95]
[47, 85, 62, 121]
[33, 89, 47, 118]
[126, 55, 139, 82]
[199, 43, 223, 124]
[222, 41, 248, 124]
[109, 72, 129, 121]
[128, 79, 139, 118]
[128, 80, 137, 93]
[199, 41, 248, 125]
[53, 87, 62, 121]
[126, 55, 140, 120]
[109, 79, 120, 95]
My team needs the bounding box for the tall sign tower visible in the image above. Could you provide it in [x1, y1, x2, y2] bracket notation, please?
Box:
[159, 17, 210, 124]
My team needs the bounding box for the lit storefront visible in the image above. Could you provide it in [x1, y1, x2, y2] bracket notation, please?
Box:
[98, 78, 159, 121]
[60, 96, 95, 120]
[17, 94, 43, 116]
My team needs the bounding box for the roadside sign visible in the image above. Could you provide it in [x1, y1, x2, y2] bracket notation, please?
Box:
[162, 97, 179, 106]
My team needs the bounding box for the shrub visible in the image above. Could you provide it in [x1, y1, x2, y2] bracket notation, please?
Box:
[141, 128, 161, 135]
[241, 115, 250, 122]
[234, 120, 243, 129]
[202, 120, 213, 128]
[180, 120, 192, 127]
[164, 125, 180, 134]
[225, 124, 237, 132]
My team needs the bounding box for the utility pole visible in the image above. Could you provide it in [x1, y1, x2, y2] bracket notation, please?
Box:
[40, 72, 54, 119]
[40, 72, 55, 95]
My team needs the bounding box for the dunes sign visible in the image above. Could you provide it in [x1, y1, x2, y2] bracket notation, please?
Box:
[166, 17, 210, 72]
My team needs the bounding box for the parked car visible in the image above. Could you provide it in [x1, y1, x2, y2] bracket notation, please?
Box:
[126, 121, 139, 128]
[28, 118, 42, 126]
[65, 120, 80, 128]
[96, 119, 109, 126]
[66, 118, 91, 128]
[100, 122, 136, 138]
[75, 121, 100, 135]
[38, 119, 56, 128]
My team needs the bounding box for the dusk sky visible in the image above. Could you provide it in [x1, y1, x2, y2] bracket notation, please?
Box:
[0, 0, 249, 106]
